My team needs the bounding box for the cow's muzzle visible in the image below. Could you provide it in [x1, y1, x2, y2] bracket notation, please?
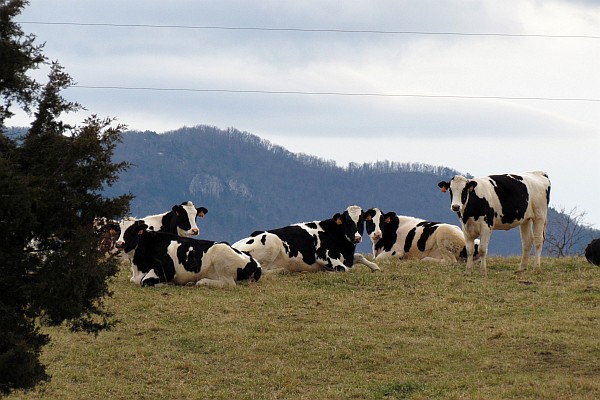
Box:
[353, 234, 362, 244]
[451, 204, 461, 212]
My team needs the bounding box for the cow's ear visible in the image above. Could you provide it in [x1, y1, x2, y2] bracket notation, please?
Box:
[363, 209, 376, 220]
[333, 213, 343, 224]
[466, 181, 477, 192]
[137, 223, 149, 235]
[197, 207, 208, 217]
[438, 181, 450, 192]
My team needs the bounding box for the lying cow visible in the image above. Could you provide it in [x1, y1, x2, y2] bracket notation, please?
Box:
[116, 201, 208, 280]
[585, 238, 600, 266]
[364, 208, 478, 262]
[232, 205, 380, 273]
[120, 220, 261, 287]
[438, 171, 551, 275]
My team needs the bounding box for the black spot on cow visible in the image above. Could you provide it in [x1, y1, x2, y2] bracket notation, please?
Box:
[375, 212, 399, 253]
[461, 189, 495, 228]
[416, 221, 439, 252]
[404, 227, 417, 253]
[237, 258, 262, 281]
[488, 175, 529, 224]
[268, 225, 317, 266]
[306, 222, 318, 229]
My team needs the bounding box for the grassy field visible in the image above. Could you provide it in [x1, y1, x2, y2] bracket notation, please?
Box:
[7, 256, 600, 399]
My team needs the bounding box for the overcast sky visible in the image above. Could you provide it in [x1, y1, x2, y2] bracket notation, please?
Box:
[11, 0, 600, 228]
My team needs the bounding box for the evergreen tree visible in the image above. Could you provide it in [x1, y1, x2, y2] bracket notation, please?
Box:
[0, 0, 131, 394]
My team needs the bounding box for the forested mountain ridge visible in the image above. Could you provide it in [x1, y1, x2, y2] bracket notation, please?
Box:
[9, 125, 595, 256]
[98, 124, 595, 256]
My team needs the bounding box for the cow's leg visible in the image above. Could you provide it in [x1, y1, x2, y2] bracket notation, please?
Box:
[438, 244, 458, 263]
[477, 229, 491, 277]
[140, 269, 161, 286]
[322, 257, 351, 272]
[531, 217, 546, 273]
[421, 256, 444, 263]
[464, 238, 476, 275]
[375, 246, 404, 261]
[353, 253, 381, 272]
[196, 277, 236, 288]
[517, 219, 533, 273]
[195, 259, 236, 288]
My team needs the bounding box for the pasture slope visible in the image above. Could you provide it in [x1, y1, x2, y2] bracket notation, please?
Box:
[8, 256, 600, 399]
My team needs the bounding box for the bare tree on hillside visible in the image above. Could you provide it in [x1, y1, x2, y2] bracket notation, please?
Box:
[545, 205, 593, 257]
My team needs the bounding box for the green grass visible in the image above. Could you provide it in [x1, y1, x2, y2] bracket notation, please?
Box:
[8, 256, 600, 399]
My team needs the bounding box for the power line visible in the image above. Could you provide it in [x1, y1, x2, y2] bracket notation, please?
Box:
[17, 21, 600, 39]
[69, 85, 600, 102]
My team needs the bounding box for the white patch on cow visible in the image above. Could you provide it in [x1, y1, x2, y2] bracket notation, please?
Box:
[177, 201, 200, 237]
[449, 175, 469, 214]
[346, 204, 363, 243]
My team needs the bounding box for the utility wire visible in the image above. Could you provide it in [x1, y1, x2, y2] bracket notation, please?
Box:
[69, 85, 600, 102]
[17, 21, 600, 39]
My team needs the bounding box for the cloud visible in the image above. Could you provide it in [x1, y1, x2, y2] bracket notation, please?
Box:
[10, 0, 600, 228]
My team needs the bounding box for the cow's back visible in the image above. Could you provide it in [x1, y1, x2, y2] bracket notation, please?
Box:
[520, 171, 551, 214]
[585, 238, 600, 266]
[483, 171, 550, 230]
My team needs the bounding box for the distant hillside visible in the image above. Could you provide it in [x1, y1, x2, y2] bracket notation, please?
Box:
[99, 125, 596, 256]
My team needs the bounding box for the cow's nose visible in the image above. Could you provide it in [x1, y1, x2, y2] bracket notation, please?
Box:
[451, 204, 460, 212]
[115, 241, 124, 249]
[354, 234, 362, 244]
[191, 228, 199, 235]
[372, 233, 382, 241]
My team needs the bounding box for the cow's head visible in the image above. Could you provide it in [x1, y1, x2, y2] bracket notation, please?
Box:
[115, 216, 137, 250]
[363, 208, 384, 243]
[120, 220, 148, 253]
[334, 205, 364, 244]
[170, 201, 205, 236]
[438, 175, 476, 214]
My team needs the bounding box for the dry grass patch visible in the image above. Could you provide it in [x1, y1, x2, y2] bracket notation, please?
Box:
[7, 256, 600, 399]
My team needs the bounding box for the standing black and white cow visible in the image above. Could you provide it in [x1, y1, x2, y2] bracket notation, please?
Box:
[364, 208, 478, 263]
[121, 220, 261, 287]
[585, 238, 600, 266]
[232, 205, 381, 273]
[438, 171, 551, 275]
